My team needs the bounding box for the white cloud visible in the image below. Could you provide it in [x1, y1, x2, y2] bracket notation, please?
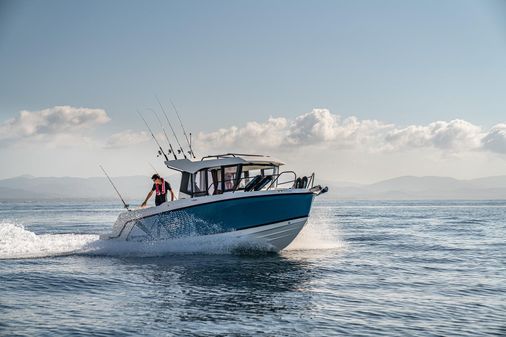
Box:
[482, 123, 506, 154]
[198, 117, 289, 149]
[197, 110, 392, 151]
[0, 105, 110, 142]
[196, 109, 505, 155]
[287, 110, 395, 150]
[2, 106, 504, 158]
[384, 119, 484, 152]
[1, 106, 504, 182]
[105, 130, 151, 148]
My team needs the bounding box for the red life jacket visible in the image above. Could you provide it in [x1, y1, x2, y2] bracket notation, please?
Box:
[155, 179, 166, 196]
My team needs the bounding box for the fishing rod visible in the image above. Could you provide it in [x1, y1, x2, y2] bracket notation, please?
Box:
[146, 108, 178, 160]
[99, 165, 130, 211]
[168, 98, 196, 158]
[137, 110, 170, 161]
[148, 162, 158, 174]
[155, 95, 187, 159]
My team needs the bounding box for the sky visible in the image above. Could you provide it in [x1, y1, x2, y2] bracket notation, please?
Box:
[0, 0, 505, 183]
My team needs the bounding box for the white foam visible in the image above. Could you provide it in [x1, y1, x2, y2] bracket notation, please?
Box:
[0, 214, 342, 260]
[286, 215, 344, 251]
[81, 234, 274, 257]
[0, 222, 275, 259]
[0, 222, 98, 260]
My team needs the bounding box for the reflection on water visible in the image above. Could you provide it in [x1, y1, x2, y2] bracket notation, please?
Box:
[119, 254, 315, 335]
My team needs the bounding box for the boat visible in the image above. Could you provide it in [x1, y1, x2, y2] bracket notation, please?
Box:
[100, 153, 328, 252]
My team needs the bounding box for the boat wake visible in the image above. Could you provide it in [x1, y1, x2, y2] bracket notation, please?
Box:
[0, 222, 274, 260]
[0, 222, 98, 260]
[0, 219, 342, 260]
[286, 216, 344, 251]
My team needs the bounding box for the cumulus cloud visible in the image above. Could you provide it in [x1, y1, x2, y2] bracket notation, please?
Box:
[288, 109, 393, 149]
[384, 119, 484, 152]
[198, 110, 393, 150]
[3, 106, 504, 156]
[482, 124, 506, 154]
[198, 117, 289, 149]
[0, 105, 110, 142]
[196, 109, 505, 155]
[105, 130, 151, 148]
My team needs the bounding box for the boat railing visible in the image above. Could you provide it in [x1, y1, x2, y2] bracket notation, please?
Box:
[200, 171, 315, 196]
[266, 171, 297, 190]
[201, 153, 268, 161]
[308, 172, 315, 188]
[268, 171, 315, 189]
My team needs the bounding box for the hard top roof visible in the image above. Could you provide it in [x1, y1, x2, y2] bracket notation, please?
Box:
[164, 153, 285, 174]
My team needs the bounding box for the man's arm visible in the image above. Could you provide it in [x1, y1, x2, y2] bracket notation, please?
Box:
[166, 182, 175, 201]
[141, 190, 154, 207]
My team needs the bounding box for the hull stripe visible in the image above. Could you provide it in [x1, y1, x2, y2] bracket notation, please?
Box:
[231, 216, 307, 231]
[140, 191, 314, 221]
[110, 192, 314, 241]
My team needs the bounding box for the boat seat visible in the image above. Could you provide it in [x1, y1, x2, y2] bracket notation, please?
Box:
[244, 175, 262, 192]
[293, 177, 302, 188]
[254, 175, 273, 191]
[293, 176, 308, 189]
[301, 176, 308, 188]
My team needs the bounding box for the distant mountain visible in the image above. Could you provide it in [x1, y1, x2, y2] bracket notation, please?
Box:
[368, 176, 464, 192]
[467, 175, 506, 189]
[0, 175, 180, 202]
[0, 174, 505, 201]
[324, 175, 506, 200]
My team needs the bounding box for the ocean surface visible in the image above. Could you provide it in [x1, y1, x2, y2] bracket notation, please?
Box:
[0, 200, 505, 336]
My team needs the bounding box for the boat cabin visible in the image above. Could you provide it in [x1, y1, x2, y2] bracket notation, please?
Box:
[165, 153, 285, 199]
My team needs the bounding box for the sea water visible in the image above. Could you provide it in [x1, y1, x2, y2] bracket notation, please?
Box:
[0, 200, 504, 336]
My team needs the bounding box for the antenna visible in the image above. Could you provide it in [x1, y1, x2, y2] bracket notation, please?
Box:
[99, 165, 130, 211]
[169, 98, 196, 158]
[137, 110, 170, 161]
[146, 108, 177, 160]
[155, 95, 187, 159]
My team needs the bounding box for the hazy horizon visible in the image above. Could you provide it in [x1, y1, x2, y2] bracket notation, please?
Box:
[2, 174, 505, 201]
[2, 172, 506, 184]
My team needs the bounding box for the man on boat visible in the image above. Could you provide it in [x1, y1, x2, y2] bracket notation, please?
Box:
[141, 174, 175, 207]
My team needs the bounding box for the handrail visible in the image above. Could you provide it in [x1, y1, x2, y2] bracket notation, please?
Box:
[201, 153, 269, 161]
[196, 170, 310, 196]
[266, 171, 297, 190]
[308, 172, 315, 188]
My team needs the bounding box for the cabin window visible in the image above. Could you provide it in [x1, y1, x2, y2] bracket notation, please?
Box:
[193, 169, 208, 196]
[180, 164, 280, 197]
[241, 166, 261, 185]
[207, 168, 223, 195]
[261, 167, 277, 176]
[179, 172, 192, 196]
[237, 165, 278, 190]
[223, 165, 240, 192]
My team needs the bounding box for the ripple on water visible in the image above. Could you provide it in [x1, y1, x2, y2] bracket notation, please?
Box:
[0, 200, 505, 336]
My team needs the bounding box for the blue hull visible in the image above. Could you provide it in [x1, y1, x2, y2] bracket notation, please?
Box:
[126, 192, 314, 241]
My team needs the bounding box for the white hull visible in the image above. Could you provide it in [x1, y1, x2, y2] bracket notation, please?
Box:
[218, 217, 308, 252]
[101, 217, 308, 253]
